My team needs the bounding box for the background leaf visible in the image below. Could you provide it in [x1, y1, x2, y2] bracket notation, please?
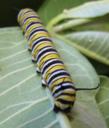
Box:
[65, 31, 109, 66]
[96, 76, 109, 127]
[47, 0, 109, 30]
[38, 0, 88, 24]
[0, 27, 105, 128]
[62, 0, 109, 19]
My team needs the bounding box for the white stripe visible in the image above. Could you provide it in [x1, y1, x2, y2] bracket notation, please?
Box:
[53, 83, 73, 93]
[25, 23, 42, 33]
[31, 41, 45, 60]
[31, 41, 52, 60]
[37, 51, 58, 65]
[48, 75, 69, 86]
[32, 40, 52, 52]
[36, 46, 53, 59]
[47, 70, 67, 83]
[28, 27, 46, 40]
[43, 63, 63, 78]
[25, 26, 43, 38]
[31, 36, 49, 49]
[53, 88, 73, 98]
[23, 14, 40, 25]
[41, 58, 60, 73]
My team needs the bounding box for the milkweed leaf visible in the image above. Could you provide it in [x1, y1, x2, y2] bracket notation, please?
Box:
[65, 31, 109, 66]
[38, 0, 88, 24]
[96, 76, 109, 127]
[47, 0, 109, 30]
[0, 27, 106, 128]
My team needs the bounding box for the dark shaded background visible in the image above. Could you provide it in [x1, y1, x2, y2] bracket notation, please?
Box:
[0, 0, 44, 27]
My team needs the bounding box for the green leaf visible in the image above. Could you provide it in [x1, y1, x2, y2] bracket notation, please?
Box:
[47, 0, 109, 30]
[87, 58, 109, 75]
[96, 76, 109, 127]
[65, 31, 109, 66]
[62, 0, 109, 19]
[0, 27, 106, 128]
[53, 37, 99, 89]
[53, 19, 90, 32]
[38, 0, 88, 24]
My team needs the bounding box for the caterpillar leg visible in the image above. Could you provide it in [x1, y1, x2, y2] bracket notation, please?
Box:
[28, 48, 32, 52]
[53, 105, 71, 113]
[42, 78, 47, 88]
[36, 67, 41, 74]
[53, 105, 59, 113]
[32, 57, 36, 63]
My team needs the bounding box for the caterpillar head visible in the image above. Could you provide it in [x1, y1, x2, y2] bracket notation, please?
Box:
[53, 87, 76, 113]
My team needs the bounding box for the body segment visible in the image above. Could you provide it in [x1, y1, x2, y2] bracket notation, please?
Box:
[17, 8, 76, 112]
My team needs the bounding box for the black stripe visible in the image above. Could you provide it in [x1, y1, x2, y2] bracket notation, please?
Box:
[28, 28, 48, 40]
[22, 10, 33, 15]
[37, 48, 57, 62]
[57, 98, 74, 105]
[53, 84, 75, 96]
[53, 92, 76, 97]
[53, 105, 71, 113]
[33, 46, 51, 57]
[48, 72, 70, 85]
[46, 69, 64, 77]
[42, 60, 63, 74]
[25, 22, 42, 31]
[32, 38, 52, 51]
[23, 16, 40, 24]
[19, 10, 31, 21]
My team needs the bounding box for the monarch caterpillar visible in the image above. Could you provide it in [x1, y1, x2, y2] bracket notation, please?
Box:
[17, 8, 99, 113]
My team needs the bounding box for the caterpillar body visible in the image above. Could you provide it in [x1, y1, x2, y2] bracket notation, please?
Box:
[17, 8, 76, 113]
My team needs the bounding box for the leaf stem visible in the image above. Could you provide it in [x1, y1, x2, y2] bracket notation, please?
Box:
[53, 19, 91, 32]
[47, 14, 66, 31]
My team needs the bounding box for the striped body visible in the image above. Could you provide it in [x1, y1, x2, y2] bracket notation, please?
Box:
[17, 8, 76, 112]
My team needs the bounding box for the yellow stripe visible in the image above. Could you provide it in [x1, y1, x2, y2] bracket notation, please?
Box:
[25, 25, 46, 39]
[38, 55, 61, 70]
[56, 95, 75, 102]
[40, 54, 60, 66]
[18, 8, 34, 22]
[25, 24, 42, 37]
[29, 32, 50, 49]
[40, 53, 59, 65]
[32, 42, 53, 59]
[18, 13, 35, 25]
[39, 53, 60, 68]
[50, 77, 72, 91]
[38, 54, 60, 70]
[22, 18, 41, 31]
[54, 101, 71, 110]
[45, 64, 64, 80]
[19, 12, 39, 24]
[52, 86, 75, 94]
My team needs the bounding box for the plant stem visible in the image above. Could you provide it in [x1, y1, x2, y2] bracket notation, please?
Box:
[47, 14, 65, 31]
[53, 19, 90, 32]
